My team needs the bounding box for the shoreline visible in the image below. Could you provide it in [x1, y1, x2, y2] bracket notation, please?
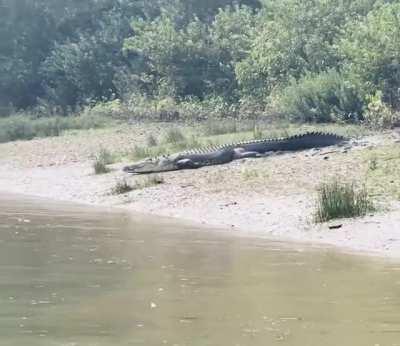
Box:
[3, 188, 400, 261]
[1, 124, 400, 259]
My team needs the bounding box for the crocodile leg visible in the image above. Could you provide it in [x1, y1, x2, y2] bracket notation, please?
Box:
[176, 158, 202, 169]
[233, 147, 263, 160]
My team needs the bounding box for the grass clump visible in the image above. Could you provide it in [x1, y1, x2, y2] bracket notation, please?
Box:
[97, 148, 115, 165]
[93, 149, 114, 174]
[135, 175, 165, 189]
[93, 159, 110, 174]
[315, 180, 374, 223]
[111, 175, 164, 195]
[111, 178, 133, 195]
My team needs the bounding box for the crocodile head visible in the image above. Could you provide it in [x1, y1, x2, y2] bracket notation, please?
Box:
[123, 156, 179, 174]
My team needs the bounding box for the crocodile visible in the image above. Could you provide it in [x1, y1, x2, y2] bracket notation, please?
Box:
[123, 132, 346, 174]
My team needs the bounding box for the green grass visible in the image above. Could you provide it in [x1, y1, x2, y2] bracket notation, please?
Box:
[130, 144, 168, 160]
[163, 128, 186, 144]
[0, 114, 110, 143]
[202, 119, 238, 136]
[146, 134, 158, 147]
[314, 180, 375, 223]
[362, 145, 400, 199]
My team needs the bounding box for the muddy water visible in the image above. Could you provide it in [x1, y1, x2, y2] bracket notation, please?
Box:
[1, 195, 400, 346]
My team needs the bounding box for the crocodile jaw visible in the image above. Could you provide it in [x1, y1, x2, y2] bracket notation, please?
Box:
[123, 157, 178, 174]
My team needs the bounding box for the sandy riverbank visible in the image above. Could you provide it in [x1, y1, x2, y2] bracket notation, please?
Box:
[1, 123, 400, 258]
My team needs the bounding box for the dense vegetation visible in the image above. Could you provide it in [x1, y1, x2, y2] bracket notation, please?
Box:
[1, 0, 400, 128]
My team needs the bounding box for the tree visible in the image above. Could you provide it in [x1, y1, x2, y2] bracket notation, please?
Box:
[123, 5, 257, 101]
[339, 2, 400, 108]
[40, 5, 135, 113]
[235, 0, 380, 101]
[0, 0, 56, 109]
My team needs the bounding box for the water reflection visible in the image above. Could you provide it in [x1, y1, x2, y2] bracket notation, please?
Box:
[1, 193, 400, 346]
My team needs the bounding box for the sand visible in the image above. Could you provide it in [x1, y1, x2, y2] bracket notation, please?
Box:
[1, 124, 400, 258]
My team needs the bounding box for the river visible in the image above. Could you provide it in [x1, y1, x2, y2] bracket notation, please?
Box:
[0, 194, 400, 346]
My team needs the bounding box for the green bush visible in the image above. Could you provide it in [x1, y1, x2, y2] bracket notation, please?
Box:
[82, 100, 126, 119]
[363, 91, 400, 129]
[315, 180, 374, 223]
[235, 0, 371, 99]
[125, 94, 239, 121]
[275, 71, 364, 123]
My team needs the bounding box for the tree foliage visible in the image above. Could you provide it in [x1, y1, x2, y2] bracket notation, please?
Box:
[339, 2, 400, 108]
[1, 0, 400, 125]
[235, 0, 381, 100]
[123, 5, 257, 100]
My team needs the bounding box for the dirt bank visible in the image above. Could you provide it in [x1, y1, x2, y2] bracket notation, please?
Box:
[1, 123, 400, 258]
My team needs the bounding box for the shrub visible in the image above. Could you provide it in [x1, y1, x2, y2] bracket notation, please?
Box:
[275, 70, 364, 123]
[314, 180, 374, 223]
[363, 91, 400, 129]
[124, 94, 241, 121]
[82, 100, 126, 119]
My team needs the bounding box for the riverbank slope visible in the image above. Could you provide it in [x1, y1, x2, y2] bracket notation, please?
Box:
[1, 123, 400, 258]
